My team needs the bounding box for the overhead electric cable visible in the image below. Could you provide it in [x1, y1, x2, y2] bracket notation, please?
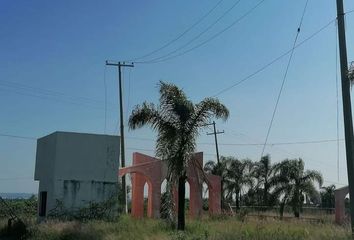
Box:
[0, 177, 33, 181]
[0, 132, 341, 168]
[136, 0, 266, 64]
[128, 0, 224, 61]
[0, 133, 36, 140]
[0, 132, 344, 147]
[260, 0, 310, 158]
[222, 128, 339, 167]
[212, 18, 335, 96]
[0, 80, 105, 105]
[0, 80, 116, 111]
[126, 134, 344, 146]
[137, 0, 242, 63]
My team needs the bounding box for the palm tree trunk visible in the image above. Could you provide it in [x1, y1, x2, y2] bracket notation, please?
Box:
[264, 184, 268, 207]
[236, 191, 240, 210]
[177, 176, 185, 230]
[279, 201, 285, 219]
[292, 190, 301, 218]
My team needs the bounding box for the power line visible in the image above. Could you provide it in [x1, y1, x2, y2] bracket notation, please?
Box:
[0, 177, 33, 181]
[0, 80, 106, 106]
[128, 0, 224, 61]
[0, 132, 344, 147]
[0, 132, 341, 169]
[222, 128, 340, 168]
[0, 133, 36, 140]
[323, 180, 347, 186]
[200, 139, 345, 146]
[212, 18, 335, 97]
[0, 82, 116, 111]
[137, 0, 242, 63]
[126, 134, 344, 146]
[137, 0, 267, 64]
[260, 0, 310, 159]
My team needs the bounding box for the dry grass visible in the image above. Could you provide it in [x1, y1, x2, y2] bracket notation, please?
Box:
[1, 215, 351, 240]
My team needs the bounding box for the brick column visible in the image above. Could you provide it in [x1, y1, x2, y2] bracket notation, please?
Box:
[335, 186, 349, 224]
[131, 173, 145, 218]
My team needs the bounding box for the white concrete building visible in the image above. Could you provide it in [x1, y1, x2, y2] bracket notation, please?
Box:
[34, 132, 120, 218]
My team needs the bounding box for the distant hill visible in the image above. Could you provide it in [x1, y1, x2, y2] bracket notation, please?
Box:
[0, 193, 36, 199]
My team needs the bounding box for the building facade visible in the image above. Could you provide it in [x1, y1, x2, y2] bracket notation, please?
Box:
[34, 132, 120, 218]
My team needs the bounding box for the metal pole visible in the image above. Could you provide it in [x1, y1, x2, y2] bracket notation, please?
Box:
[336, 0, 354, 234]
[212, 121, 220, 164]
[118, 63, 127, 213]
[206, 122, 224, 164]
[106, 61, 134, 214]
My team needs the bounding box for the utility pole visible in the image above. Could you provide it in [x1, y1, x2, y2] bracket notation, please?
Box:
[206, 121, 224, 164]
[336, 0, 354, 235]
[106, 61, 134, 213]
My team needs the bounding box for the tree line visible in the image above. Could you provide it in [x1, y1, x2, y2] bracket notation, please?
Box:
[204, 155, 335, 218]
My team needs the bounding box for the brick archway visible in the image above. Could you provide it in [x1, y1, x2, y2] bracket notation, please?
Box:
[119, 152, 221, 218]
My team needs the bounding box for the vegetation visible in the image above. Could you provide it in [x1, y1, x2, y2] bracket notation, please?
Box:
[204, 156, 326, 218]
[0, 195, 37, 219]
[0, 215, 350, 240]
[129, 81, 229, 230]
[272, 159, 323, 218]
[320, 185, 336, 209]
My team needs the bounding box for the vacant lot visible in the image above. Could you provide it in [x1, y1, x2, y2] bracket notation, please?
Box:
[1, 215, 351, 240]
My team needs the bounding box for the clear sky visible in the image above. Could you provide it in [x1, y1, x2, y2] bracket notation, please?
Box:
[1, 0, 354, 194]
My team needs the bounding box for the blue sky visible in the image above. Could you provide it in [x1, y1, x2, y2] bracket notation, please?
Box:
[1, 0, 354, 194]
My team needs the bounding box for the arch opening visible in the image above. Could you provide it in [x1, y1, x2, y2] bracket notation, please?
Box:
[202, 181, 210, 213]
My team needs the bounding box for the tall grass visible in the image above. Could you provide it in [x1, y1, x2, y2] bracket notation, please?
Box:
[1, 215, 351, 240]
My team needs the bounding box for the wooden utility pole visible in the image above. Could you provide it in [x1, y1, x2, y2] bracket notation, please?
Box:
[105, 61, 134, 213]
[336, 0, 354, 234]
[206, 121, 224, 164]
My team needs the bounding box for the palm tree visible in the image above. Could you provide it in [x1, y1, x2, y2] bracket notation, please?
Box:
[253, 155, 276, 208]
[129, 81, 229, 230]
[225, 157, 254, 210]
[272, 159, 323, 218]
[204, 156, 230, 209]
[320, 185, 335, 209]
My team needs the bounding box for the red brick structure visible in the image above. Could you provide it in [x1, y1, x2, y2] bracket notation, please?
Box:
[335, 186, 349, 224]
[119, 152, 221, 218]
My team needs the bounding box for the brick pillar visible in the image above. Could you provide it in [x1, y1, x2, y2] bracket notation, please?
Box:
[208, 175, 221, 215]
[188, 178, 202, 218]
[335, 186, 349, 224]
[149, 181, 161, 218]
[131, 173, 145, 218]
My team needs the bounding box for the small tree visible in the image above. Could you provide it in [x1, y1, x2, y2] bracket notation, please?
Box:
[129, 81, 229, 230]
[253, 155, 276, 208]
[272, 159, 323, 218]
[224, 157, 254, 210]
[320, 185, 335, 209]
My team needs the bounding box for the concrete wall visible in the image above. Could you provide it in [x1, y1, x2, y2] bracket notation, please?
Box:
[35, 132, 120, 217]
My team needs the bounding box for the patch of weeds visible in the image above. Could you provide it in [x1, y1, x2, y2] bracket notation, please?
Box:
[237, 208, 248, 222]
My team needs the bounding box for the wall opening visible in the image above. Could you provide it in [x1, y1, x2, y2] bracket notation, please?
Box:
[143, 181, 150, 217]
[185, 180, 190, 214]
[202, 182, 209, 212]
[39, 191, 47, 217]
[125, 173, 132, 214]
